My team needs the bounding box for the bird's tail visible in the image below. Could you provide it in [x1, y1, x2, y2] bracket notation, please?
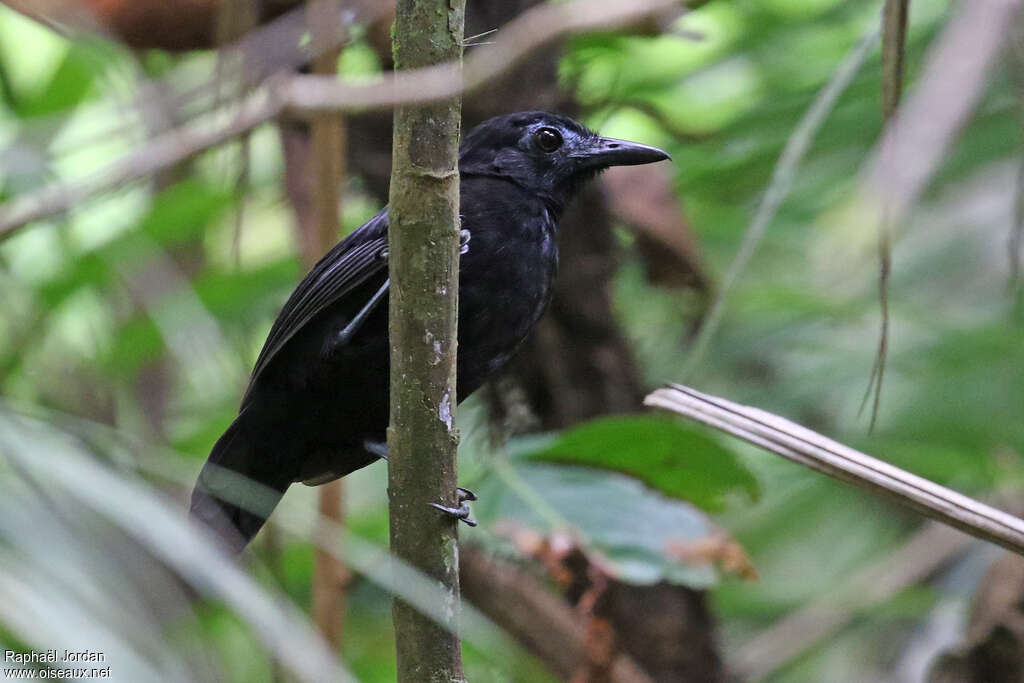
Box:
[189, 414, 288, 554]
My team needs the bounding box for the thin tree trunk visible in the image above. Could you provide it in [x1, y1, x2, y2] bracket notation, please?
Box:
[346, 2, 721, 679]
[386, 0, 466, 681]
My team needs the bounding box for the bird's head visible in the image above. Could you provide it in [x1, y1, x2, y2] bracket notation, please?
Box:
[459, 111, 669, 210]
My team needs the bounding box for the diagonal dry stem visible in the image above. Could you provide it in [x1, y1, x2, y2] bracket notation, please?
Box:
[644, 384, 1024, 556]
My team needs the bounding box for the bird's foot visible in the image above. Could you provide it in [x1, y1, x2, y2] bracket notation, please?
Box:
[430, 487, 478, 527]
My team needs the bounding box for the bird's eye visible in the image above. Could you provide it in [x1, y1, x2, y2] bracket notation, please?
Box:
[533, 127, 563, 153]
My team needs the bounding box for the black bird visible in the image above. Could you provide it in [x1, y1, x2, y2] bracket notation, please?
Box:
[190, 111, 669, 552]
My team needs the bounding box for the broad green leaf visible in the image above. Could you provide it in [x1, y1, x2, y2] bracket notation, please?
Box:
[525, 414, 758, 512]
[474, 461, 721, 587]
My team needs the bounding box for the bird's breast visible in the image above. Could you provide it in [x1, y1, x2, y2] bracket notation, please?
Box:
[454, 212, 558, 392]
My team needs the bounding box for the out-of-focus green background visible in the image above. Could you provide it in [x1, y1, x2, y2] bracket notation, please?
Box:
[2, 0, 1022, 681]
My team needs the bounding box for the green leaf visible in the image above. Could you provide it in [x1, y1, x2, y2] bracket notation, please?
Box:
[475, 462, 720, 587]
[102, 315, 162, 378]
[525, 414, 758, 511]
[138, 179, 232, 247]
[15, 44, 97, 118]
[37, 251, 112, 309]
[36, 180, 231, 311]
[193, 259, 297, 321]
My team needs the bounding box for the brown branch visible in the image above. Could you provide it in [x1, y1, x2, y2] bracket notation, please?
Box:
[644, 384, 1024, 556]
[880, 0, 910, 119]
[0, 0, 107, 38]
[0, 0, 690, 239]
[864, 0, 1023, 226]
[0, 87, 284, 241]
[0, 0, 387, 240]
[283, 0, 691, 113]
[459, 546, 653, 683]
[1, 0, 303, 50]
[311, 480, 352, 648]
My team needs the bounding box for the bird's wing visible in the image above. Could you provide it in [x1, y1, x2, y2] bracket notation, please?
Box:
[242, 208, 390, 406]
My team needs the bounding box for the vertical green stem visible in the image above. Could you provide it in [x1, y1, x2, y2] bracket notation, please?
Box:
[387, 0, 466, 681]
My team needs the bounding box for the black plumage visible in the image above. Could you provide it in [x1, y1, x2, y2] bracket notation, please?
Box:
[190, 111, 669, 551]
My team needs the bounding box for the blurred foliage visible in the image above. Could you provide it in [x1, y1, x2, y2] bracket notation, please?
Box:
[2, 0, 1023, 680]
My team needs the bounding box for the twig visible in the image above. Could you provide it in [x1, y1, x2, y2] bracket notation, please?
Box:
[644, 384, 1024, 556]
[0, 0, 390, 240]
[681, 27, 879, 377]
[311, 479, 352, 648]
[864, 0, 1023, 226]
[852, 0, 1022, 424]
[2, 0, 683, 231]
[0, 0, 109, 39]
[0, 87, 285, 240]
[1013, 155, 1024, 315]
[0, 0, 695, 240]
[3, 2, 308, 153]
[861, 0, 910, 430]
[857, 217, 890, 430]
[880, 0, 910, 119]
[282, 0, 691, 113]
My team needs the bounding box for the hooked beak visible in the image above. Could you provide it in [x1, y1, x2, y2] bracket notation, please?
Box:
[574, 136, 671, 169]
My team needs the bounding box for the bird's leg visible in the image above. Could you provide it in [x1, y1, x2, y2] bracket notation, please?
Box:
[372, 440, 477, 524]
[363, 439, 388, 460]
[430, 487, 478, 527]
[321, 278, 390, 359]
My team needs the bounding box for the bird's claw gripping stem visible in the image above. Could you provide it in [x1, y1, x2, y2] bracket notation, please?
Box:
[430, 487, 478, 527]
